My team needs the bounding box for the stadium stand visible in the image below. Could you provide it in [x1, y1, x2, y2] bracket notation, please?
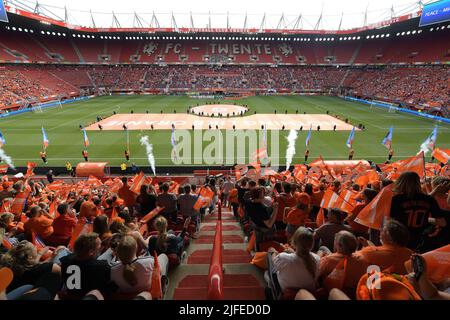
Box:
[0, 5, 449, 302]
[0, 163, 449, 300]
[1, 65, 448, 115]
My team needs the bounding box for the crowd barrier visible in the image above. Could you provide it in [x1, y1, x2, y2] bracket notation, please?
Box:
[0, 96, 92, 119]
[343, 96, 450, 124]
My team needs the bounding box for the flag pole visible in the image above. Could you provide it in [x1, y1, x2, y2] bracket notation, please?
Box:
[422, 151, 427, 180]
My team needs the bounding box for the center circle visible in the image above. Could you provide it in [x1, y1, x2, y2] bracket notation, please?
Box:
[190, 104, 248, 117]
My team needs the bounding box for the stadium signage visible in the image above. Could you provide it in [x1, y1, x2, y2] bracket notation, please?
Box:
[0, 1, 9, 23]
[419, 0, 450, 26]
[4, 5, 418, 36]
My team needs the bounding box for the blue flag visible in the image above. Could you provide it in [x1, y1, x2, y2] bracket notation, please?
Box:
[346, 127, 356, 148]
[0, 1, 8, 23]
[420, 127, 438, 154]
[171, 127, 177, 160]
[305, 125, 312, 147]
[382, 127, 393, 149]
[0, 131, 5, 146]
[83, 129, 90, 147]
[42, 127, 49, 149]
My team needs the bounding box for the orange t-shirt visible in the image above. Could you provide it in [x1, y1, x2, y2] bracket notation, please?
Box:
[275, 193, 297, 222]
[355, 244, 413, 274]
[319, 253, 368, 296]
[285, 208, 308, 226]
[311, 190, 324, 207]
[118, 185, 137, 207]
[347, 203, 369, 234]
[229, 189, 238, 204]
[24, 215, 54, 239]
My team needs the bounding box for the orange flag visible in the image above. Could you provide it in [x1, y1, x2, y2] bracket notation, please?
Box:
[396, 151, 426, 178]
[129, 172, 146, 194]
[355, 170, 379, 188]
[110, 178, 124, 193]
[235, 165, 248, 180]
[316, 189, 340, 226]
[323, 257, 348, 292]
[46, 181, 65, 191]
[87, 175, 103, 187]
[25, 162, 37, 178]
[48, 199, 59, 219]
[431, 148, 450, 164]
[168, 181, 180, 194]
[150, 251, 162, 299]
[68, 220, 94, 250]
[354, 184, 393, 230]
[0, 200, 11, 214]
[293, 164, 306, 181]
[404, 245, 450, 284]
[10, 187, 31, 216]
[337, 189, 358, 214]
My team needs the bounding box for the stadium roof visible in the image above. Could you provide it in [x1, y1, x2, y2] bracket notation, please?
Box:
[3, 0, 438, 32]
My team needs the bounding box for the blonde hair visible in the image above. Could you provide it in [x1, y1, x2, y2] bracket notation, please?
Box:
[291, 227, 316, 278]
[154, 216, 168, 252]
[0, 213, 14, 229]
[0, 241, 38, 276]
[116, 235, 138, 287]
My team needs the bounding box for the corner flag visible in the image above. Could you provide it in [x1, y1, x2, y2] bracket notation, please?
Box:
[420, 127, 438, 154]
[0, 131, 5, 146]
[382, 127, 393, 149]
[42, 127, 49, 149]
[171, 127, 177, 160]
[346, 127, 356, 148]
[83, 128, 90, 148]
[305, 125, 312, 147]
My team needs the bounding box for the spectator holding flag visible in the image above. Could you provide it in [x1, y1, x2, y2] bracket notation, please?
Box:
[420, 127, 438, 161]
[41, 127, 49, 164]
[82, 150, 89, 162]
[346, 127, 356, 160]
[40, 151, 47, 165]
[0, 130, 6, 147]
[382, 127, 394, 161]
[390, 171, 447, 252]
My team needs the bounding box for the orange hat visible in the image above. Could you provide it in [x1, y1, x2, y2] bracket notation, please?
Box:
[356, 273, 422, 300]
[0, 267, 14, 293]
[296, 193, 310, 206]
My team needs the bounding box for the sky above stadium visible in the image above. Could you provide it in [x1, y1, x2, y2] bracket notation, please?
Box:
[13, 0, 437, 30]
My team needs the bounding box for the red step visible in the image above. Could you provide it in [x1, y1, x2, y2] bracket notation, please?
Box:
[201, 224, 240, 231]
[187, 249, 251, 264]
[173, 286, 265, 300]
[196, 234, 243, 244]
[173, 274, 265, 300]
[177, 274, 260, 288]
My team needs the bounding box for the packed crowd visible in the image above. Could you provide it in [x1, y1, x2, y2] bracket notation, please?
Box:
[233, 169, 449, 300]
[349, 66, 450, 108]
[0, 65, 448, 115]
[0, 155, 449, 300]
[0, 175, 201, 300]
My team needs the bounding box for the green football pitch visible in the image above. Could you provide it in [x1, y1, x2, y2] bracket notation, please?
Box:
[1, 95, 449, 168]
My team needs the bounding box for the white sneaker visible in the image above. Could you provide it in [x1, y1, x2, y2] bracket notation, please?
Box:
[181, 251, 187, 263]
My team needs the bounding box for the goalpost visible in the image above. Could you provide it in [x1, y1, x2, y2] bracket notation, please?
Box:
[31, 97, 64, 113]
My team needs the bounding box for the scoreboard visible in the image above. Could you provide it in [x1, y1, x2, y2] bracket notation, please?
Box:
[419, 0, 450, 26]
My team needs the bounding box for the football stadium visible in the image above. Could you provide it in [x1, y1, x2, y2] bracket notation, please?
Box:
[0, 0, 449, 309]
